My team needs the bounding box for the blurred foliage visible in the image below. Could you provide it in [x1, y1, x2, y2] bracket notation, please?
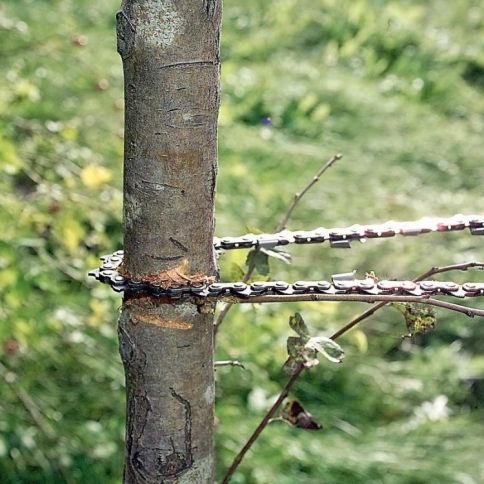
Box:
[0, 0, 483, 482]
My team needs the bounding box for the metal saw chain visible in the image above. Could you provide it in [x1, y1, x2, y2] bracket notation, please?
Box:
[214, 214, 484, 250]
[88, 252, 484, 300]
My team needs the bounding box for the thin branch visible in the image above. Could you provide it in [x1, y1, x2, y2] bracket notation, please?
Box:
[413, 261, 484, 280]
[214, 260, 255, 333]
[0, 362, 56, 440]
[215, 360, 246, 369]
[331, 261, 484, 339]
[221, 364, 304, 484]
[221, 262, 484, 482]
[215, 153, 343, 332]
[216, 293, 484, 318]
[275, 153, 342, 232]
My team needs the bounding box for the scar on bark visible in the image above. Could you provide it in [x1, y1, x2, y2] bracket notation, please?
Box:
[119, 259, 215, 288]
[158, 387, 193, 477]
[202, 0, 221, 20]
[169, 237, 188, 253]
[130, 312, 193, 330]
[134, 179, 182, 195]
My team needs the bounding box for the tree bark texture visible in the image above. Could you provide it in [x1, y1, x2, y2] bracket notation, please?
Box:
[116, 1, 221, 482]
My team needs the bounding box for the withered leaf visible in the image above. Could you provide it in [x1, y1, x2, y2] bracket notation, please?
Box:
[282, 357, 300, 376]
[281, 400, 322, 431]
[287, 336, 305, 361]
[392, 302, 437, 337]
[289, 312, 310, 340]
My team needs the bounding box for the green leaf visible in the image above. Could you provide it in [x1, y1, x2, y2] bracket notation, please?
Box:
[289, 313, 310, 340]
[246, 249, 270, 276]
[260, 247, 292, 264]
[305, 336, 345, 363]
[245, 225, 265, 235]
[230, 262, 245, 281]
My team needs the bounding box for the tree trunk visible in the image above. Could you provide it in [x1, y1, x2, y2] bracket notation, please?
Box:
[116, 1, 221, 482]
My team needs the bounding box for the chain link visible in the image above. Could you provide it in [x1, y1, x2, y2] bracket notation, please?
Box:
[89, 251, 484, 300]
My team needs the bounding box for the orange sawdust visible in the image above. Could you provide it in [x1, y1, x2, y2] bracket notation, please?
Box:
[119, 259, 215, 289]
[130, 312, 193, 330]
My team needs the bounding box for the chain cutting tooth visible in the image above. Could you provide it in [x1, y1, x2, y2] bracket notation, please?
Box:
[256, 235, 280, 249]
[399, 223, 424, 236]
[330, 239, 351, 248]
[276, 233, 293, 246]
[332, 271, 356, 282]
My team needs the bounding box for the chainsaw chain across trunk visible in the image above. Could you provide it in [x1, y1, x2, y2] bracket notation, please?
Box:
[89, 214, 484, 300]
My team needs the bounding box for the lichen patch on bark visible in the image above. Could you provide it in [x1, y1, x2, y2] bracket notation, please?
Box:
[132, 1, 183, 49]
[124, 192, 142, 231]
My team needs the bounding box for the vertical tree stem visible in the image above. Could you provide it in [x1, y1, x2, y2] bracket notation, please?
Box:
[116, 1, 222, 482]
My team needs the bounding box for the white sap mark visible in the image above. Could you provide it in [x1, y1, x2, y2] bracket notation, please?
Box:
[203, 385, 215, 405]
[133, 1, 183, 49]
[124, 193, 142, 230]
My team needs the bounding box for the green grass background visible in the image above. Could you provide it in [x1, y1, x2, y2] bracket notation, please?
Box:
[0, 0, 483, 482]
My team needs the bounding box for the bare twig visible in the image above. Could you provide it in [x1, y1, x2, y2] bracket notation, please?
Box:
[221, 262, 484, 482]
[275, 153, 342, 232]
[221, 364, 304, 484]
[214, 261, 254, 333]
[215, 153, 343, 332]
[219, 293, 484, 317]
[0, 362, 56, 439]
[331, 261, 484, 339]
[215, 360, 246, 369]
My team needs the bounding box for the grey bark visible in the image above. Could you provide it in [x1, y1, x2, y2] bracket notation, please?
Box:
[116, 1, 221, 482]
